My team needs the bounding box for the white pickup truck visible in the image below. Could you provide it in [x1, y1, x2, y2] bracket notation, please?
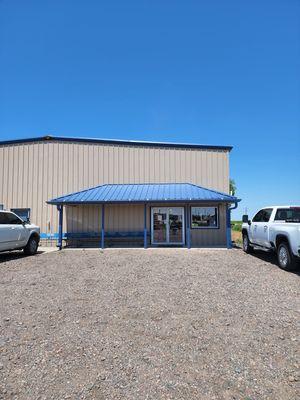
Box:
[242, 206, 300, 270]
[0, 210, 40, 255]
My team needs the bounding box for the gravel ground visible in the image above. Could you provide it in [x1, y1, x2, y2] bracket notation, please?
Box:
[0, 248, 299, 400]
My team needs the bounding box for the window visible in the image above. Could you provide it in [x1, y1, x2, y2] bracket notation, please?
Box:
[11, 208, 30, 222]
[0, 204, 3, 210]
[0, 212, 23, 225]
[274, 208, 300, 222]
[252, 208, 272, 223]
[0, 213, 7, 224]
[191, 207, 218, 228]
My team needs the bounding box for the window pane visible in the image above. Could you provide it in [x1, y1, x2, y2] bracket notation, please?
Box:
[275, 208, 300, 222]
[5, 212, 22, 225]
[191, 207, 218, 228]
[253, 210, 263, 222]
[262, 209, 272, 222]
[0, 213, 8, 224]
[10, 208, 30, 222]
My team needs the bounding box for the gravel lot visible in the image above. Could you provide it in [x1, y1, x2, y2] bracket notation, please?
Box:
[0, 248, 299, 400]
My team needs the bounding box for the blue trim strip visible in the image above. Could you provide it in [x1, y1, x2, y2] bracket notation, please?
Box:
[0, 135, 233, 151]
[40, 231, 150, 239]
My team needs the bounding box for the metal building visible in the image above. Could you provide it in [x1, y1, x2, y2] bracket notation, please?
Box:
[0, 135, 239, 248]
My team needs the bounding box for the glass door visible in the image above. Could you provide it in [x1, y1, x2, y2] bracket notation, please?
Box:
[152, 208, 168, 244]
[168, 207, 184, 244]
[151, 207, 185, 245]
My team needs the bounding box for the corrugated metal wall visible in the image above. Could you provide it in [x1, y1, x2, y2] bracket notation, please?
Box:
[0, 139, 230, 240]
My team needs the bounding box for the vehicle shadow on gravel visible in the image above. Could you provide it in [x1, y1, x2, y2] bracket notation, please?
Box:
[248, 250, 300, 276]
[0, 251, 44, 264]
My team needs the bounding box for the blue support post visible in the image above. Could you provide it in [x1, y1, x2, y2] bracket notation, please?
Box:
[57, 205, 63, 250]
[101, 204, 105, 249]
[143, 203, 147, 249]
[186, 205, 191, 249]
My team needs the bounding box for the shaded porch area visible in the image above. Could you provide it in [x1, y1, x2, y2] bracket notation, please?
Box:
[47, 183, 240, 249]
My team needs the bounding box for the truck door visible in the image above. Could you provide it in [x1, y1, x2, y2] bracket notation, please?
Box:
[252, 208, 272, 247]
[0, 213, 9, 251]
[4, 212, 27, 247]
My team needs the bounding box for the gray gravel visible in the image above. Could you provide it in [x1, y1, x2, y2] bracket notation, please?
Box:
[0, 248, 299, 400]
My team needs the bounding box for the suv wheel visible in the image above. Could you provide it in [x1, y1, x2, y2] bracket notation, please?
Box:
[242, 233, 253, 253]
[24, 236, 39, 255]
[277, 242, 295, 271]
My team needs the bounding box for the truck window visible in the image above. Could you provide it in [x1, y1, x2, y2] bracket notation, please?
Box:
[253, 208, 272, 222]
[5, 212, 23, 225]
[262, 208, 273, 222]
[253, 210, 264, 222]
[0, 213, 7, 224]
[275, 208, 300, 222]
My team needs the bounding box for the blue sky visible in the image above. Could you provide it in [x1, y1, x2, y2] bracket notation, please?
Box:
[0, 0, 299, 219]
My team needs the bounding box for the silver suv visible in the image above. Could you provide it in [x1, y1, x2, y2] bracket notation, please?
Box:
[0, 210, 40, 255]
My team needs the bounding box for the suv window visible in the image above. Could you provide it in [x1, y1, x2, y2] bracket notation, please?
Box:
[253, 208, 272, 222]
[4, 212, 23, 225]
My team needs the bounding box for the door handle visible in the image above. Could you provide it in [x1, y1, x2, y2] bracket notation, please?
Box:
[264, 225, 267, 231]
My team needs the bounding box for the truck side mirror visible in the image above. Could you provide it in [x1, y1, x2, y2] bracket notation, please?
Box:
[242, 214, 249, 223]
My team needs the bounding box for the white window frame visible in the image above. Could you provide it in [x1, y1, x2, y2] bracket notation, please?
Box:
[190, 206, 219, 229]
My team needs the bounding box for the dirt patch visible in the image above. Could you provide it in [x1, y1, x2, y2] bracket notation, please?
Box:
[0, 249, 299, 399]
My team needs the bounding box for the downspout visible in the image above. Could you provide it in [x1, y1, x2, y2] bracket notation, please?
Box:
[226, 201, 239, 249]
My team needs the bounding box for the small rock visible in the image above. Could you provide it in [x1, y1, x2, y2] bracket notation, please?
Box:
[288, 376, 295, 382]
[4, 317, 10, 322]
[101, 357, 106, 361]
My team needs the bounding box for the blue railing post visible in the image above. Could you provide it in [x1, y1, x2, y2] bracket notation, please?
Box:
[57, 205, 63, 250]
[101, 204, 105, 249]
[226, 205, 232, 249]
[186, 205, 191, 249]
[144, 203, 147, 249]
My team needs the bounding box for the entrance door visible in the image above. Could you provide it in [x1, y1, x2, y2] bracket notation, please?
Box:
[151, 207, 185, 245]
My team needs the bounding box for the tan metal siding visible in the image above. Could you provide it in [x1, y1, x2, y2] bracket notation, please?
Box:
[0, 140, 230, 239]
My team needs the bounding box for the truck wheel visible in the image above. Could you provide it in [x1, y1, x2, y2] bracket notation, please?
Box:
[242, 233, 253, 253]
[277, 242, 295, 271]
[24, 236, 39, 255]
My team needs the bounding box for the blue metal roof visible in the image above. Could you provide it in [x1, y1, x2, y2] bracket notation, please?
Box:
[48, 183, 239, 205]
[0, 135, 233, 151]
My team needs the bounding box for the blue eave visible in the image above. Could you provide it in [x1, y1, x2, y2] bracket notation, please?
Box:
[0, 135, 233, 151]
[47, 183, 240, 205]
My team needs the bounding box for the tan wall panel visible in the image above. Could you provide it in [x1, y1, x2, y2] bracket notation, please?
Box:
[0, 140, 230, 240]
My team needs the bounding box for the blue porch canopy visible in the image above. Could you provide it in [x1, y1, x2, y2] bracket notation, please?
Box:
[47, 182, 239, 205]
[47, 183, 240, 250]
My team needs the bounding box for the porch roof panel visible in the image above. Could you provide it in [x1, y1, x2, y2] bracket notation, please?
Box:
[47, 183, 240, 205]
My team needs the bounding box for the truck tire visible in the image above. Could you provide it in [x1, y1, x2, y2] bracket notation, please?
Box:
[242, 233, 253, 254]
[24, 235, 39, 255]
[277, 242, 296, 271]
